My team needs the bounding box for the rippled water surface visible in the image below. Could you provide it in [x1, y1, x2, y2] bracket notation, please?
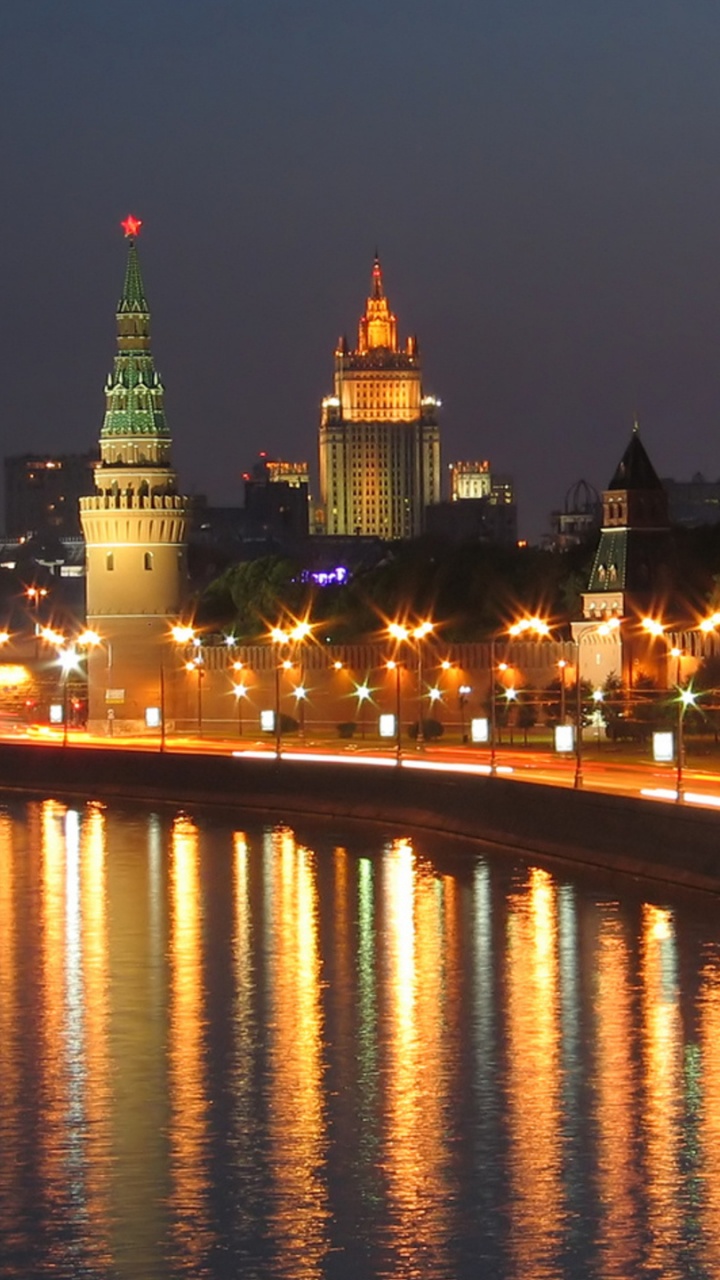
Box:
[1, 794, 720, 1278]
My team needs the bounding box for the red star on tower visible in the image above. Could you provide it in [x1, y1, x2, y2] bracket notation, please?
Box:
[121, 215, 142, 238]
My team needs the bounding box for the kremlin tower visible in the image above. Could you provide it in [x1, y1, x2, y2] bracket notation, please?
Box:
[318, 256, 441, 538]
[79, 218, 190, 732]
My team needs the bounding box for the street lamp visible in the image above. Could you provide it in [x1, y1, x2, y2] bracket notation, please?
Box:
[386, 659, 403, 761]
[388, 620, 435, 749]
[458, 684, 471, 744]
[56, 643, 80, 747]
[676, 687, 697, 803]
[185, 655, 204, 735]
[232, 681, 248, 736]
[574, 617, 620, 788]
[269, 620, 313, 756]
[354, 682, 372, 739]
[506, 615, 553, 762]
[557, 659, 568, 724]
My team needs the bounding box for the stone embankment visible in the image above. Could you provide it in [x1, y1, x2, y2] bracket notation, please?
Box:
[2, 740, 718, 893]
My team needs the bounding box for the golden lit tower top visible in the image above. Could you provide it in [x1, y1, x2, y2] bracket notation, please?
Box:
[358, 255, 399, 353]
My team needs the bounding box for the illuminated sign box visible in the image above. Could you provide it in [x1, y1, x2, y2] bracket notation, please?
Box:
[145, 707, 161, 728]
[555, 724, 575, 753]
[379, 713, 396, 738]
[471, 717, 489, 743]
[49, 703, 63, 724]
[653, 731, 674, 763]
[260, 709, 276, 732]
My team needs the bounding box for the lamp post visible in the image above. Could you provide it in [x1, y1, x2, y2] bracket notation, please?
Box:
[386, 660, 402, 761]
[160, 665, 166, 752]
[171, 624, 197, 736]
[57, 643, 80, 747]
[355, 683, 371, 739]
[388, 620, 434, 750]
[558, 659, 567, 723]
[184, 657, 204, 735]
[233, 681, 248, 736]
[573, 617, 620, 788]
[506, 615, 552, 762]
[676, 688, 696, 803]
[26, 586, 48, 656]
[270, 619, 313, 757]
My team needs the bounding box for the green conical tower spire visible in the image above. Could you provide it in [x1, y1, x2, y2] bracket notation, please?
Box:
[101, 217, 170, 443]
[118, 238, 149, 314]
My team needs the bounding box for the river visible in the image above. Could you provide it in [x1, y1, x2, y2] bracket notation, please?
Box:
[0, 793, 718, 1279]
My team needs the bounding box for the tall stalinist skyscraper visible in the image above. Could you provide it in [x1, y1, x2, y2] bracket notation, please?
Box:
[318, 257, 441, 538]
[79, 218, 190, 731]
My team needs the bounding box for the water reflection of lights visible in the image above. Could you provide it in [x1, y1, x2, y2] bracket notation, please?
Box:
[640, 902, 682, 1274]
[0, 810, 18, 1250]
[169, 814, 213, 1268]
[594, 906, 637, 1276]
[506, 866, 563, 1277]
[383, 836, 453, 1267]
[265, 825, 329, 1274]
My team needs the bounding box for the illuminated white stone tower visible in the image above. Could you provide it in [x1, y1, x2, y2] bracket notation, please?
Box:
[79, 217, 189, 731]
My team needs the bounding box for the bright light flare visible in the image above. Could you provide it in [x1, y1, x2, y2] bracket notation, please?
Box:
[642, 617, 665, 637]
[171, 624, 195, 644]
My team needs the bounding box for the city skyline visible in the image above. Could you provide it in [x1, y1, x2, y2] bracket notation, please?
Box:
[3, 2, 720, 540]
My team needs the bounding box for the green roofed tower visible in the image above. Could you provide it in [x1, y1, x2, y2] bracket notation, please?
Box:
[79, 217, 190, 733]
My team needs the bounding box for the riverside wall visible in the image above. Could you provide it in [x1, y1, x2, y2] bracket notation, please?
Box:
[2, 741, 720, 893]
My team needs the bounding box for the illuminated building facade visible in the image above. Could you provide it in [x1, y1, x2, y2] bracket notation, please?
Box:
[450, 460, 492, 501]
[318, 257, 441, 539]
[79, 218, 190, 731]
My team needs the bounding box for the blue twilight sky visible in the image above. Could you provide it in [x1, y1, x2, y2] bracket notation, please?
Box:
[1, 0, 720, 540]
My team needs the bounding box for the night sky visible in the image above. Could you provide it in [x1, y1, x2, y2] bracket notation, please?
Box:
[2, 0, 720, 540]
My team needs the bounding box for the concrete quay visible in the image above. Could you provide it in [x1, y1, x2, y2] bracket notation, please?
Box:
[2, 738, 720, 894]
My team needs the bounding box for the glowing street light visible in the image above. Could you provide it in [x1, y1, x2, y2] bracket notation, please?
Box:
[269, 619, 313, 755]
[354, 681, 372, 738]
[233, 681, 249, 736]
[57, 643, 81, 747]
[574, 616, 621, 788]
[185, 655, 204, 735]
[385, 659, 403, 760]
[388, 619, 435, 749]
[676, 686, 698, 803]
[171, 623, 196, 645]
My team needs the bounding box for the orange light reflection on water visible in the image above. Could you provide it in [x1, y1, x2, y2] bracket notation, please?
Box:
[698, 953, 720, 1263]
[78, 802, 112, 1268]
[382, 837, 454, 1273]
[0, 811, 20, 1250]
[593, 907, 638, 1278]
[168, 814, 213, 1269]
[640, 903, 683, 1279]
[506, 866, 563, 1279]
[265, 826, 329, 1278]
[39, 801, 69, 1223]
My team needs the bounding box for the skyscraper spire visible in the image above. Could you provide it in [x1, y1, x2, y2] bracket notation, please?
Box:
[372, 252, 384, 299]
[359, 253, 397, 352]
